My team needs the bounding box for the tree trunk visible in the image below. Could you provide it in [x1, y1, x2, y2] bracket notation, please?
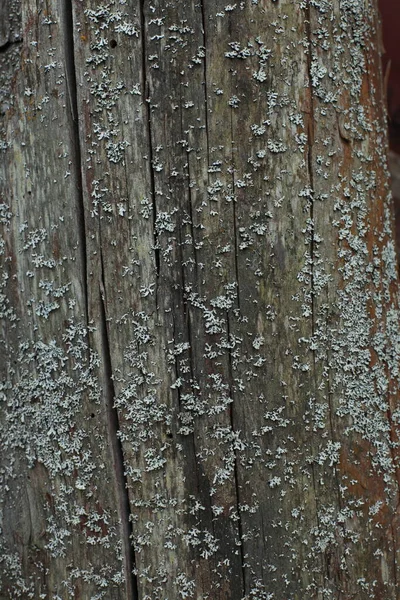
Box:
[1, 0, 400, 598]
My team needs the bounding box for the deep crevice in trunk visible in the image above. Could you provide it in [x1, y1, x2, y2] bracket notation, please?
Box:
[60, 0, 88, 323]
[61, 2, 138, 597]
[304, 5, 316, 345]
[199, 0, 210, 168]
[226, 315, 246, 597]
[139, 0, 160, 289]
[304, 6, 327, 586]
[0, 38, 22, 53]
[99, 246, 139, 600]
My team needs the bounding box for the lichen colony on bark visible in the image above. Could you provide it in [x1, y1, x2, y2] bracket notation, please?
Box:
[1, 0, 400, 598]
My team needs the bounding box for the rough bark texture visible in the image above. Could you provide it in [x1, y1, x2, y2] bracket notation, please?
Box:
[1, 0, 400, 599]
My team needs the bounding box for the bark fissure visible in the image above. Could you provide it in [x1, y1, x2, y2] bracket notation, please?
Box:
[0, 38, 22, 53]
[304, 10, 327, 593]
[186, 158, 199, 272]
[177, 92, 211, 567]
[304, 7, 316, 343]
[199, 0, 210, 168]
[304, 8, 319, 427]
[60, 0, 88, 322]
[227, 109, 244, 592]
[139, 0, 160, 286]
[391, 522, 398, 590]
[304, 9, 344, 515]
[229, 83, 241, 309]
[99, 246, 139, 600]
[386, 403, 400, 507]
[328, 386, 343, 511]
[224, 14, 244, 595]
[226, 315, 246, 596]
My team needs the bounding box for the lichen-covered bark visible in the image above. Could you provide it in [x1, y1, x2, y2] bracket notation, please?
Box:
[1, 0, 400, 598]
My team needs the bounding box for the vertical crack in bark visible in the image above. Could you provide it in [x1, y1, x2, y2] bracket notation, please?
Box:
[186, 158, 199, 272]
[226, 316, 246, 596]
[327, 379, 343, 511]
[304, 5, 315, 345]
[305, 11, 318, 415]
[228, 106, 245, 596]
[177, 83, 216, 584]
[391, 521, 398, 592]
[390, 520, 398, 594]
[304, 8, 326, 593]
[61, 3, 138, 595]
[199, 0, 210, 168]
[229, 84, 241, 309]
[139, 0, 160, 289]
[223, 12, 244, 596]
[178, 84, 198, 274]
[99, 246, 139, 600]
[60, 0, 88, 323]
[305, 9, 344, 520]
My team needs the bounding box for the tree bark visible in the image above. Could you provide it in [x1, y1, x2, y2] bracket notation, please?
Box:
[1, 0, 400, 598]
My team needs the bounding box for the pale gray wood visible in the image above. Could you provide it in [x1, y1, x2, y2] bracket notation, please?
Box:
[1, 0, 400, 598]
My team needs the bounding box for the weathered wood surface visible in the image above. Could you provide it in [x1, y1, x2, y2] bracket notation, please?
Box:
[1, 0, 400, 598]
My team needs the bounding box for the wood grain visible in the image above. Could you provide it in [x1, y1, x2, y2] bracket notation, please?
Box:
[1, 0, 400, 598]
